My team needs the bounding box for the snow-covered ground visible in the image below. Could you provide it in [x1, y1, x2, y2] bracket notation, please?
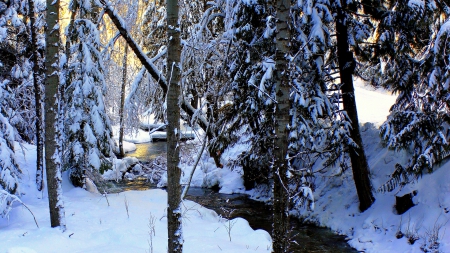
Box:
[3, 80, 449, 253]
[0, 143, 271, 253]
[298, 123, 450, 253]
[354, 79, 397, 126]
[113, 139, 137, 153]
[296, 80, 450, 253]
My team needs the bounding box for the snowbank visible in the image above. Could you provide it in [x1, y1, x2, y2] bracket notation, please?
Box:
[113, 140, 137, 153]
[1, 143, 271, 253]
[296, 123, 450, 253]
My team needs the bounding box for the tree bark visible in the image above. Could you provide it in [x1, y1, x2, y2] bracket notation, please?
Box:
[335, 5, 375, 212]
[118, 43, 128, 157]
[166, 0, 183, 250]
[28, 0, 44, 191]
[272, 0, 291, 251]
[45, 0, 66, 229]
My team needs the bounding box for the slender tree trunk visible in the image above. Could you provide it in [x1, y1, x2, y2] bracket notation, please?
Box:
[28, 0, 44, 191]
[335, 6, 375, 212]
[166, 0, 183, 250]
[272, 0, 291, 251]
[119, 43, 128, 157]
[45, 0, 66, 229]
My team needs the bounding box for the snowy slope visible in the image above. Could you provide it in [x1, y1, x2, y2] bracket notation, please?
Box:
[295, 81, 450, 253]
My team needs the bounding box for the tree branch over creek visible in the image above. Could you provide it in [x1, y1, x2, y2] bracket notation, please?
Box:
[98, 0, 216, 154]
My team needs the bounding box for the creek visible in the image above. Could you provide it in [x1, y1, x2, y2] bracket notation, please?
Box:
[120, 142, 358, 253]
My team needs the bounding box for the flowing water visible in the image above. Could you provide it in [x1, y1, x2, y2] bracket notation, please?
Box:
[122, 142, 359, 253]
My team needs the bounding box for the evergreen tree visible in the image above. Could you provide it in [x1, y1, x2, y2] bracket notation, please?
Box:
[0, 0, 26, 215]
[65, 1, 115, 188]
[28, 0, 45, 191]
[358, 0, 449, 191]
[329, 0, 375, 211]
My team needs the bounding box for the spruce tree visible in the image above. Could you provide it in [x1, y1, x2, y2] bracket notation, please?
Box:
[65, 0, 115, 188]
[358, 0, 449, 191]
[330, 0, 375, 211]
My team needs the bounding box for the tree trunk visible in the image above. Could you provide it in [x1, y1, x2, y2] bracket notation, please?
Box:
[119, 43, 128, 157]
[45, 0, 66, 229]
[272, 0, 291, 251]
[28, 0, 44, 191]
[335, 5, 375, 212]
[166, 0, 183, 250]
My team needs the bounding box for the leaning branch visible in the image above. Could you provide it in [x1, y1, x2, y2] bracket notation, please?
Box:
[98, 0, 168, 94]
[98, 0, 213, 139]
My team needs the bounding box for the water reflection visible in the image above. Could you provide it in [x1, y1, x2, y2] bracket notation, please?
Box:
[126, 141, 167, 162]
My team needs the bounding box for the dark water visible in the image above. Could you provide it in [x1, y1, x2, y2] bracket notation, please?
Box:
[122, 143, 358, 253]
[186, 188, 358, 253]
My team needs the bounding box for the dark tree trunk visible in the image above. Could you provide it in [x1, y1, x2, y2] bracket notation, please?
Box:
[45, 0, 66, 229]
[272, 0, 291, 251]
[118, 43, 128, 157]
[335, 5, 375, 212]
[166, 0, 183, 250]
[28, 0, 44, 191]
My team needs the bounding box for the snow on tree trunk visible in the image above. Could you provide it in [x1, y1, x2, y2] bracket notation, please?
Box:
[335, 3, 375, 212]
[166, 0, 183, 250]
[44, 0, 66, 229]
[28, 0, 45, 191]
[119, 44, 128, 157]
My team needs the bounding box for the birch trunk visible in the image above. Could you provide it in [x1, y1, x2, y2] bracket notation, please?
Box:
[166, 0, 183, 250]
[272, 0, 291, 251]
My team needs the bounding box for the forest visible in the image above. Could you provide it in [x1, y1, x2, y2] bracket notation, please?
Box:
[1, 0, 450, 252]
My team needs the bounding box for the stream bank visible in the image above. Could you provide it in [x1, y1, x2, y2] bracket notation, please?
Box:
[108, 173, 358, 252]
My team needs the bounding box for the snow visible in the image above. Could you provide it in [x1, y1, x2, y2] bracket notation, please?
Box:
[354, 78, 396, 126]
[1, 143, 271, 253]
[111, 124, 195, 144]
[5, 77, 450, 253]
[288, 81, 450, 253]
[296, 122, 450, 253]
[113, 139, 137, 153]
